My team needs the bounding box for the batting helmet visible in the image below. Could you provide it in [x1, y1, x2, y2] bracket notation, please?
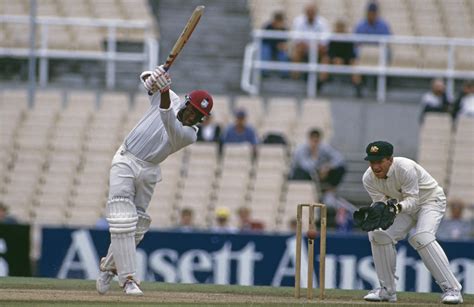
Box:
[186, 90, 213, 116]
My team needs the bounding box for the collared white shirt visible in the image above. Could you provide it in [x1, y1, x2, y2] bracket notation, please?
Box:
[362, 157, 443, 213]
[124, 90, 198, 164]
[292, 14, 330, 45]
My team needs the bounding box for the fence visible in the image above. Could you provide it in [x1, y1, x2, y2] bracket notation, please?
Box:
[241, 30, 474, 102]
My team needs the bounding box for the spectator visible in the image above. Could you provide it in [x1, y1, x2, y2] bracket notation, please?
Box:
[237, 206, 264, 232]
[261, 11, 290, 77]
[420, 78, 451, 122]
[335, 207, 353, 233]
[210, 207, 238, 233]
[288, 217, 298, 233]
[452, 80, 474, 121]
[354, 2, 391, 36]
[290, 3, 330, 79]
[354, 2, 392, 62]
[320, 19, 363, 97]
[197, 115, 221, 143]
[289, 129, 346, 207]
[0, 202, 18, 224]
[176, 208, 196, 232]
[437, 198, 472, 240]
[221, 108, 259, 156]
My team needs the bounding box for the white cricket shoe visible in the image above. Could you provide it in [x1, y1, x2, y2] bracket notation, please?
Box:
[364, 287, 397, 302]
[441, 289, 463, 304]
[123, 278, 143, 296]
[96, 270, 115, 295]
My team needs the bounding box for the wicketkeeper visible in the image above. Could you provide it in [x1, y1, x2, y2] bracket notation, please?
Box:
[353, 141, 463, 304]
[96, 66, 213, 295]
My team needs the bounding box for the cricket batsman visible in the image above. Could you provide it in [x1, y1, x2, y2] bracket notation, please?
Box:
[353, 141, 463, 304]
[95, 66, 213, 295]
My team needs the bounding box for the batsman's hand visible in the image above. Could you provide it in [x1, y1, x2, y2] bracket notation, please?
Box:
[140, 65, 171, 94]
[353, 201, 397, 232]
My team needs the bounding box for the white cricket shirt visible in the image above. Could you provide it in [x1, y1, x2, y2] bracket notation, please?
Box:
[362, 157, 443, 214]
[124, 90, 197, 164]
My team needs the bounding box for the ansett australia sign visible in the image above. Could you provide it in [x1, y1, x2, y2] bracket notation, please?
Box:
[40, 229, 474, 293]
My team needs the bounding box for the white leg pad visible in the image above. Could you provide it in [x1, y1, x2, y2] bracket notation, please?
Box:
[106, 197, 138, 286]
[100, 246, 116, 272]
[409, 232, 462, 291]
[135, 209, 151, 245]
[369, 230, 397, 293]
[100, 210, 150, 272]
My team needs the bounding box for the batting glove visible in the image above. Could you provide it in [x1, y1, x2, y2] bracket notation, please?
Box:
[140, 65, 171, 94]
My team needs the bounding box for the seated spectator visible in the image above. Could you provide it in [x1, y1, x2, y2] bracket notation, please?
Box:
[221, 108, 258, 156]
[335, 207, 353, 233]
[290, 3, 330, 79]
[197, 115, 221, 143]
[236, 206, 264, 232]
[354, 2, 392, 61]
[354, 2, 391, 36]
[452, 80, 474, 121]
[210, 207, 238, 233]
[320, 19, 363, 97]
[176, 208, 196, 232]
[0, 202, 18, 224]
[289, 128, 346, 201]
[288, 217, 298, 233]
[261, 11, 290, 77]
[437, 198, 472, 240]
[420, 78, 451, 122]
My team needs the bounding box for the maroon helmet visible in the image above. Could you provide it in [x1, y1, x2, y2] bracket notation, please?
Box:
[186, 90, 213, 116]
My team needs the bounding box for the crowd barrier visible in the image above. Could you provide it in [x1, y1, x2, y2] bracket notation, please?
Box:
[35, 227, 474, 293]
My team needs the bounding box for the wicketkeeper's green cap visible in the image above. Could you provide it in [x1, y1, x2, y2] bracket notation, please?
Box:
[364, 141, 393, 161]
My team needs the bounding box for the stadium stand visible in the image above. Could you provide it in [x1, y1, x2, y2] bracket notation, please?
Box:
[1, 83, 473, 230]
[0, 0, 156, 50]
[247, 0, 474, 70]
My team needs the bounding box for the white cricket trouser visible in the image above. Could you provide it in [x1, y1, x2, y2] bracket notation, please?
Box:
[385, 191, 446, 241]
[108, 145, 162, 212]
[104, 145, 161, 285]
[369, 190, 461, 293]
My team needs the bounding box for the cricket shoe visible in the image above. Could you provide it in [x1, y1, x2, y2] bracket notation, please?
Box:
[364, 287, 397, 302]
[96, 270, 116, 295]
[123, 277, 143, 296]
[441, 289, 463, 304]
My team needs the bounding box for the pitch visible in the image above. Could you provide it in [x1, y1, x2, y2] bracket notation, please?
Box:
[1, 277, 472, 306]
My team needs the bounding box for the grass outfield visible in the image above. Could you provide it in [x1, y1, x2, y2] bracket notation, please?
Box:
[0, 277, 472, 306]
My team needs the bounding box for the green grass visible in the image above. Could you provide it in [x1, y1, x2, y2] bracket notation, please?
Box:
[0, 277, 472, 306]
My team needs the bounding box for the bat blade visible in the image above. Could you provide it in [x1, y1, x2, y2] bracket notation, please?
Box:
[163, 5, 204, 71]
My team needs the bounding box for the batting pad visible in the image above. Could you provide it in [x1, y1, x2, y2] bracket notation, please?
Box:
[369, 230, 397, 293]
[106, 197, 138, 286]
[409, 232, 462, 291]
[135, 209, 151, 244]
[100, 209, 150, 272]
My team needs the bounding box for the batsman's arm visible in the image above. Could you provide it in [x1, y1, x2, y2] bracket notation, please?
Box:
[160, 91, 171, 110]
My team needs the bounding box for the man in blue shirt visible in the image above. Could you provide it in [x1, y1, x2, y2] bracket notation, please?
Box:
[354, 2, 391, 36]
[221, 108, 258, 156]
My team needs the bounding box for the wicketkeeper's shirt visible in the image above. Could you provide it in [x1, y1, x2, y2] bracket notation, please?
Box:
[124, 90, 197, 164]
[362, 157, 443, 214]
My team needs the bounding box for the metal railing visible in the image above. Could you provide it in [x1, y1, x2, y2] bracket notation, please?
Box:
[242, 30, 474, 102]
[0, 15, 159, 89]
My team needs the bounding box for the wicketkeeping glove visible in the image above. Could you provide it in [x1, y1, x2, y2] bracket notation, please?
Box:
[353, 201, 398, 232]
[140, 65, 171, 94]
